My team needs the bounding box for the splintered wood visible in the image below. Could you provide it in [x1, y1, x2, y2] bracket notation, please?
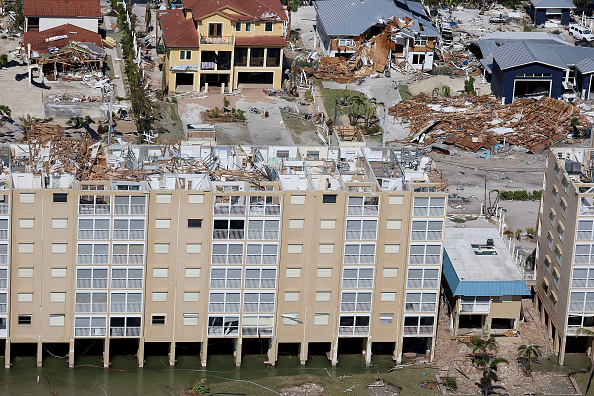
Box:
[388, 94, 587, 153]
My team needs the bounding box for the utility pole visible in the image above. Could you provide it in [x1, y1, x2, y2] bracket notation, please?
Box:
[108, 83, 115, 146]
[382, 85, 390, 147]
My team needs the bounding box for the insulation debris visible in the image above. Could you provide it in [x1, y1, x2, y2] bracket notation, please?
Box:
[388, 94, 588, 153]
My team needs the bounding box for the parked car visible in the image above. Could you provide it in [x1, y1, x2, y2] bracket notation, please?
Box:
[569, 24, 594, 41]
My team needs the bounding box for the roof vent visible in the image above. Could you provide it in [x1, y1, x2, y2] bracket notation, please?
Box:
[486, 238, 494, 247]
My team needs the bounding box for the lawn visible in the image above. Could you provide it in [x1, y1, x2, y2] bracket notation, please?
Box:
[205, 365, 441, 395]
[397, 84, 413, 101]
[315, 79, 367, 125]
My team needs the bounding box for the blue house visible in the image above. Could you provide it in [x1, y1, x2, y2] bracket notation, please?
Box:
[479, 37, 594, 103]
[529, 0, 576, 26]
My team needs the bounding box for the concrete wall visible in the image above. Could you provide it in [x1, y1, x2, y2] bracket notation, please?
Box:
[39, 17, 99, 33]
[44, 102, 108, 120]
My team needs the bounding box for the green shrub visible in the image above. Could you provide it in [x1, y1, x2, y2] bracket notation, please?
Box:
[0, 54, 7, 67]
[443, 376, 458, 391]
[235, 109, 245, 120]
[213, 107, 219, 118]
[499, 190, 542, 201]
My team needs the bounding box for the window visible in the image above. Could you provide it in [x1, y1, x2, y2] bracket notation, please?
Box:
[344, 243, 375, 264]
[110, 292, 142, 312]
[50, 314, 65, 326]
[557, 224, 565, 242]
[319, 244, 334, 254]
[245, 22, 251, 31]
[385, 244, 400, 254]
[340, 292, 372, 312]
[407, 268, 439, 288]
[156, 194, 171, 204]
[285, 291, 300, 302]
[153, 268, 168, 278]
[306, 150, 320, 159]
[554, 245, 562, 264]
[152, 315, 166, 325]
[575, 243, 594, 264]
[74, 316, 106, 337]
[188, 219, 202, 228]
[412, 54, 426, 65]
[346, 219, 377, 240]
[53, 193, 68, 203]
[246, 243, 278, 264]
[185, 268, 200, 277]
[547, 232, 553, 249]
[380, 313, 393, 324]
[52, 218, 67, 228]
[112, 268, 143, 289]
[460, 296, 490, 313]
[572, 267, 594, 287]
[235, 21, 241, 31]
[560, 199, 567, 218]
[112, 243, 144, 264]
[245, 268, 276, 288]
[411, 220, 443, 240]
[52, 243, 67, 254]
[248, 195, 281, 215]
[549, 210, 556, 227]
[265, 21, 273, 31]
[562, 177, 569, 193]
[283, 313, 298, 325]
[544, 256, 551, 274]
[403, 316, 435, 336]
[188, 194, 204, 204]
[551, 293, 558, 311]
[50, 292, 66, 302]
[568, 291, 594, 312]
[553, 270, 560, 288]
[405, 291, 438, 312]
[321, 219, 336, 229]
[20, 193, 35, 203]
[154, 243, 169, 254]
[342, 268, 374, 288]
[409, 244, 441, 265]
[347, 196, 379, 215]
[287, 244, 303, 254]
[113, 218, 145, 240]
[247, 219, 280, 240]
[339, 314, 370, 336]
[18, 268, 33, 278]
[323, 194, 337, 204]
[114, 195, 146, 215]
[243, 292, 275, 312]
[386, 220, 402, 230]
[179, 50, 192, 60]
[155, 219, 171, 229]
[381, 292, 396, 301]
[209, 292, 241, 312]
[78, 218, 109, 240]
[289, 219, 304, 229]
[286, 268, 301, 278]
[18, 292, 33, 302]
[51, 268, 67, 278]
[213, 219, 245, 240]
[213, 195, 246, 215]
[76, 268, 108, 288]
[183, 313, 199, 326]
[186, 243, 202, 253]
[413, 197, 446, 216]
[75, 292, 108, 312]
[19, 243, 34, 253]
[290, 195, 305, 204]
[389, 195, 404, 205]
[19, 218, 34, 228]
[184, 292, 199, 302]
[210, 268, 242, 288]
[318, 268, 332, 277]
[315, 313, 329, 325]
[18, 315, 32, 325]
[383, 268, 397, 277]
[211, 243, 243, 264]
[414, 36, 428, 46]
[208, 23, 222, 36]
[552, 186, 559, 203]
[316, 291, 331, 301]
[578, 220, 594, 240]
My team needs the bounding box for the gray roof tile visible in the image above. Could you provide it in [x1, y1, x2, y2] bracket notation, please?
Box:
[530, 0, 576, 8]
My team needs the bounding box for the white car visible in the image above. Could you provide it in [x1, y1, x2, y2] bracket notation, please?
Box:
[569, 24, 594, 42]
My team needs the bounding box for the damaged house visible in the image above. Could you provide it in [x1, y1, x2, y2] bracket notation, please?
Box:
[23, 0, 101, 32]
[314, 0, 439, 71]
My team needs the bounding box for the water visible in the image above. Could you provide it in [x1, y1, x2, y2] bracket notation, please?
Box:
[0, 353, 396, 395]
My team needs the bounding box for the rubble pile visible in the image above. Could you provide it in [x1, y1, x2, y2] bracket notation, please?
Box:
[389, 94, 589, 153]
[303, 56, 374, 83]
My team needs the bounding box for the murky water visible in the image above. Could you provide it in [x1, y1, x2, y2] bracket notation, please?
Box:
[0, 353, 396, 395]
[532, 352, 591, 374]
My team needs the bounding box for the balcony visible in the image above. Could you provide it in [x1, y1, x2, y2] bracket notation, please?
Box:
[247, 230, 279, 240]
[110, 327, 141, 337]
[213, 229, 245, 240]
[248, 205, 281, 216]
[79, 204, 110, 215]
[339, 325, 370, 336]
[75, 327, 107, 337]
[211, 254, 243, 264]
[76, 279, 108, 289]
[114, 204, 146, 215]
[75, 303, 107, 313]
[347, 205, 379, 216]
[200, 35, 234, 45]
[77, 254, 109, 265]
[111, 302, 142, 313]
[0, 204, 9, 215]
[403, 325, 434, 336]
[208, 326, 239, 336]
[242, 326, 273, 336]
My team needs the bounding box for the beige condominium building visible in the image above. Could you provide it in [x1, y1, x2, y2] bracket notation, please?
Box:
[1, 143, 447, 368]
[536, 146, 594, 365]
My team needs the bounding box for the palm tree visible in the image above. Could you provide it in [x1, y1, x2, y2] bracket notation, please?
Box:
[477, 354, 508, 396]
[285, 0, 300, 41]
[0, 106, 11, 126]
[577, 328, 594, 394]
[517, 344, 542, 375]
[469, 336, 498, 362]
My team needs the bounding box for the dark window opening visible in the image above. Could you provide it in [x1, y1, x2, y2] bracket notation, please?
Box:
[234, 48, 248, 66]
[209, 23, 222, 37]
[266, 48, 281, 67]
[250, 48, 264, 67]
[18, 315, 32, 325]
[188, 219, 202, 228]
[53, 193, 68, 203]
[152, 316, 165, 325]
[323, 194, 337, 203]
[265, 21, 273, 32]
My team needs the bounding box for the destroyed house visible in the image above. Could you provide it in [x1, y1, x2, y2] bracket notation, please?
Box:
[480, 40, 594, 103]
[23, 0, 101, 33]
[529, 0, 576, 26]
[314, 0, 439, 71]
[158, 0, 287, 93]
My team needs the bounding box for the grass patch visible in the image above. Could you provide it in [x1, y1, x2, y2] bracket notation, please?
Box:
[450, 216, 478, 224]
[153, 102, 184, 140]
[206, 366, 440, 396]
[280, 112, 321, 145]
[397, 85, 413, 101]
[314, 80, 367, 124]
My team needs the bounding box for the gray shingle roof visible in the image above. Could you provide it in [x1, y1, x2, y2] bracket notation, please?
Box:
[530, 0, 576, 9]
[577, 57, 594, 74]
[491, 41, 567, 70]
[314, 0, 438, 36]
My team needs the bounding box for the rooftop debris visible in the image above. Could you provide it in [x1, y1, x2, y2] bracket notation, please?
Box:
[388, 94, 587, 153]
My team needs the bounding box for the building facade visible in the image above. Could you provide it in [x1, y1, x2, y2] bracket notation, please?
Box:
[535, 147, 594, 364]
[158, 0, 287, 93]
[0, 144, 447, 368]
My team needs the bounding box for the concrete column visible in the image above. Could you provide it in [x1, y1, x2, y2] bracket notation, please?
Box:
[559, 336, 567, 365]
[103, 338, 110, 368]
[68, 339, 75, 368]
[200, 341, 207, 367]
[394, 339, 403, 364]
[247, 48, 251, 68]
[220, 83, 225, 94]
[234, 338, 242, 367]
[138, 339, 145, 368]
[205, 83, 209, 94]
[486, 315, 492, 336]
[169, 341, 175, 366]
[229, 50, 235, 93]
[4, 341, 10, 368]
[364, 337, 372, 367]
[330, 339, 338, 367]
[554, 333, 560, 353]
[263, 48, 268, 68]
[454, 313, 460, 335]
[429, 337, 437, 362]
[299, 342, 308, 365]
[37, 342, 43, 367]
[267, 338, 277, 366]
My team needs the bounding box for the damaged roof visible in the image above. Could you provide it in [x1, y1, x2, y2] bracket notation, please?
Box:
[315, 0, 437, 37]
[24, 24, 102, 54]
[158, 9, 200, 48]
[24, 0, 101, 18]
[530, 0, 576, 9]
[182, 0, 287, 21]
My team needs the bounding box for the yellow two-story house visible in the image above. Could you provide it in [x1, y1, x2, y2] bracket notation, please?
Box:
[158, 0, 287, 93]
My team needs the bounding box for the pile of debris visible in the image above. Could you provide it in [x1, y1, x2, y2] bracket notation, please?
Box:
[388, 94, 588, 153]
[303, 56, 375, 83]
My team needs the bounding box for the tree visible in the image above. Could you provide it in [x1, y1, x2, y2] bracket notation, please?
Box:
[577, 328, 594, 394]
[13, 0, 24, 30]
[469, 336, 498, 362]
[517, 344, 541, 375]
[145, 4, 152, 32]
[477, 354, 508, 396]
[0, 105, 12, 126]
[285, 0, 301, 41]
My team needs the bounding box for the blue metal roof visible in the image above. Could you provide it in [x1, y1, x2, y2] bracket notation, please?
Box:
[443, 250, 531, 297]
